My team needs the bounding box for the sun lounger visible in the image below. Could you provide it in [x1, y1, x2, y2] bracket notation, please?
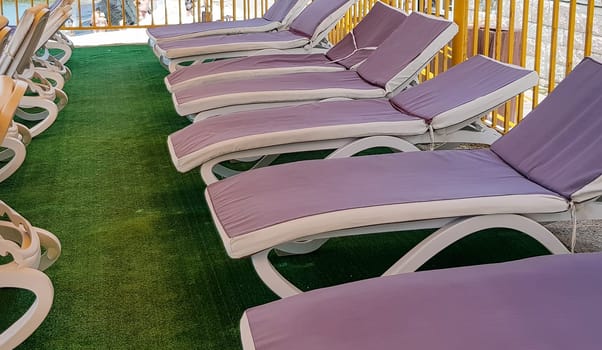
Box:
[171, 11, 457, 118]
[147, 0, 307, 46]
[0, 5, 67, 138]
[0, 200, 61, 349]
[164, 2, 408, 92]
[168, 55, 538, 181]
[156, 0, 360, 71]
[241, 252, 602, 350]
[203, 57, 602, 298]
[0, 76, 29, 182]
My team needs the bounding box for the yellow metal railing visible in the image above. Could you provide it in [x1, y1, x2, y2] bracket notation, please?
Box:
[2, 0, 599, 131]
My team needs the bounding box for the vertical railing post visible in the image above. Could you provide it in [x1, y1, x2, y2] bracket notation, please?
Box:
[452, 0, 469, 66]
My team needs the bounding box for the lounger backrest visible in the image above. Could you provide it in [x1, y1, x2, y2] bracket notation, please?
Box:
[326, 2, 407, 69]
[14, 5, 50, 75]
[36, 4, 72, 51]
[0, 76, 27, 142]
[288, 0, 355, 39]
[389, 55, 538, 128]
[262, 0, 306, 25]
[0, 5, 49, 76]
[356, 12, 457, 92]
[491, 57, 602, 203]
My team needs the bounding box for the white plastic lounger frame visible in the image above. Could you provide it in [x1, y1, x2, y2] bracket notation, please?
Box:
[160, 0, 359, 72]
[0, 201, 61, 349]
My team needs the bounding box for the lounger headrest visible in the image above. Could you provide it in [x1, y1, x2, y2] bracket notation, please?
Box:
[389, 55, 537, 127]
[262, 0, 304, 23]
[289, 0, 354, 39]
[356, 11, 457, 92]
[491, 57, 602, 202]
[326, 2, 408, 69]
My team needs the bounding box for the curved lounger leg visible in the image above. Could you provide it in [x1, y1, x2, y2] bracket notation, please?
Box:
[212, 154, 280, 179]
[34, 69, 65, 90]
[35, 228, 61, 272]
[0, 267, 54, 350]
[252, 250, 303, 298]
[0, 137, 27, 182]
[327, 136, 421, 159]
[15, 96, 59, 138]
[45, 41, 72, 65]
[383, 214, 571, 275]
[252, 214, 570, 298]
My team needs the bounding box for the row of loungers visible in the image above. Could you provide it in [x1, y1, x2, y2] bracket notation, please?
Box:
[0, 1, 71, 348]
[150, 2, 602, 348]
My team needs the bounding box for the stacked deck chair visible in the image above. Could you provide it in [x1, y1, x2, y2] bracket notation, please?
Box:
[203, 57, 602, 298]
[30, 0, 74, 89]
[168, 55, 538, 182]
[0, 200, 61, 349]
[0, 77, 29, 182]
[155, 0, 360, 71]
[241, 253, 602, 350]
[36, 0, 74, 65]
[147, 0, 307, 46]
[172, 11, 458, 119]
[0, 4, 68, 138]
[165, 2, 408, 92]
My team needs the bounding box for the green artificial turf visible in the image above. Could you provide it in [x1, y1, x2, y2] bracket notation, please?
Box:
[0, 45, 549, 349]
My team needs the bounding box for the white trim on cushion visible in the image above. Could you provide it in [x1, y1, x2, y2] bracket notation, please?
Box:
[205, 191, 569, 258]
[170, 120, 427, 172]
[174, 87, 386, 115]
[280, 0, 309, 27]
[240, 313, 256, 350]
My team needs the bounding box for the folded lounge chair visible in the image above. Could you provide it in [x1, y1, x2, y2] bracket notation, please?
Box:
[204, 57, 602, 298]
[156, 0, 360, 71]
[172, 11, 458, 118]
[164, 2, 408, 92]
[168, 55, 538, 181]
[0, 200, 61, 349]
[147, 0, 307, 46]
[241, 253, 602, 350]
[0, 76, 29, 182]
[0, 4, 67, 138]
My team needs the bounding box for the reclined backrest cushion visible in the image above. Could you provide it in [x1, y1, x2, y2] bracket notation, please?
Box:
[326, 2, 407, 69]
[491, 57, 602, 202]
[263, 0, 302, 22]
[356, 12, 456, 92]
[390, 55, 535, 123]
[289, 0, 352, 38]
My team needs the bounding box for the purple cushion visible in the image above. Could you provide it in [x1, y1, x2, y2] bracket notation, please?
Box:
[491, 57, 602, 199]
[245, 252, 602, 350]
[357, 12, 452, 89]
[390, 55, 533, 122]
[207, 149, 559, 238]
[326, 2, 408, 69]
[166, 54, 333, 88]
[147, 18, 273, 40]
[173, 70, 376, 105]
[289, 0, 351, 38]
[263, 0, 302, 22]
